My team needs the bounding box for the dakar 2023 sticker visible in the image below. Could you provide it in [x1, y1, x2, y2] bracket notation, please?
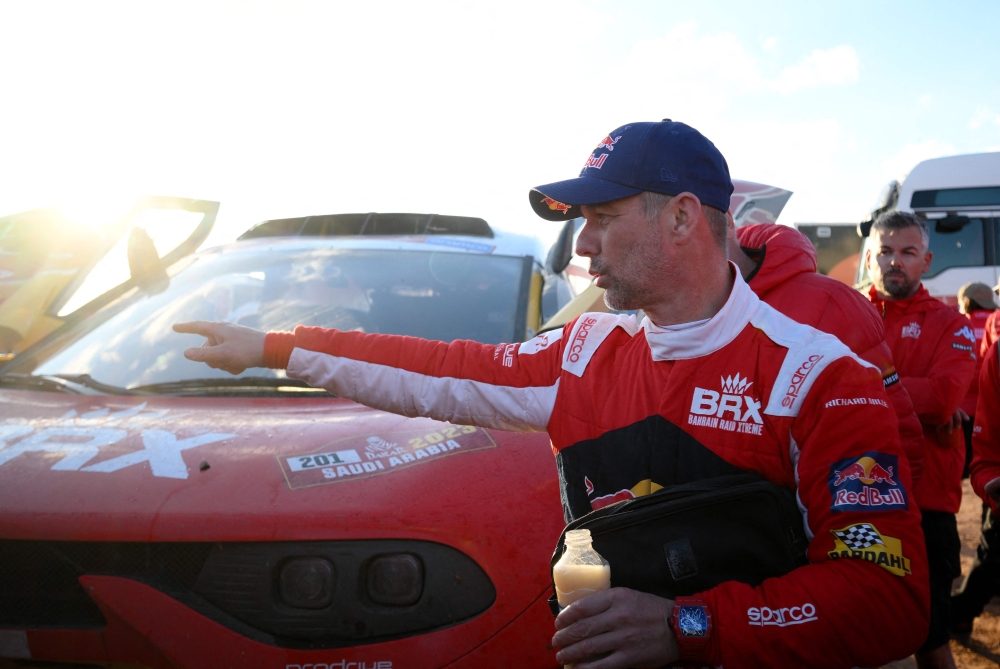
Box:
[278, 424, 497, 490]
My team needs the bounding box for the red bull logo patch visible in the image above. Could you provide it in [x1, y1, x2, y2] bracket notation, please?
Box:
[827, 522, 911, 577]
[828, 452, 907, 512]
[588, 478, 662, 510]
[541, 196, 573, 214]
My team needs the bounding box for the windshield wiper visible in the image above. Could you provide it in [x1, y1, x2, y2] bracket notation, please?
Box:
[131, 377, 334, 397]
[0, 373, 132, 395]
[55, 374, 144, 395]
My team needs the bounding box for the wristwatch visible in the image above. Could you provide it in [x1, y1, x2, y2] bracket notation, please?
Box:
[670, 597, 712, 661]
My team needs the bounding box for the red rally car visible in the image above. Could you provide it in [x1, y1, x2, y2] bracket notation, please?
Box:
[0, 212, 583, 668]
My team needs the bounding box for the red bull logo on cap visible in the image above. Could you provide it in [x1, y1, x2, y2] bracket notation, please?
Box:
[827, 452, 907, 513]
[596, 134, 622, 152]
[541, 196, 573, 214]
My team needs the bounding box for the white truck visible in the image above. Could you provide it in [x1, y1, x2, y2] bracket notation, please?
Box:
[856, 152, 1000, 305]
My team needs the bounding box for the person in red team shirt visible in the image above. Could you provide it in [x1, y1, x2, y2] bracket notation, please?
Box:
[730, 221, 925, 484]
[971, 342, 1000, 509]
[175, 121, 929, 669]
[956, 342, 1000, 631]
[865, 210, 977, 669]
[957, 282, 999, 475]
[980, 281, 1000, 358]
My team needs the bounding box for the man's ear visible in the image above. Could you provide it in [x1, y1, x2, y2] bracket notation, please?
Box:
[864, 247, 873, 271]
[667, 193, 702, 242]
[922, 250, 933, 275]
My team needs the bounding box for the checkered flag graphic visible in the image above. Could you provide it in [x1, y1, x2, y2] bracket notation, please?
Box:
[832, 524, 885, 550]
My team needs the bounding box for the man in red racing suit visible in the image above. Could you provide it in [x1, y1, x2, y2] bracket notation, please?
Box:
[732, 222, 925, 484]
[971, 342, 1000, 511]
[177, 121, 929, 668]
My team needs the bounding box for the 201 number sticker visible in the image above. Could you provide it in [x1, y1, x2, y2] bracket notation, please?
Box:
[278, 423, 496, 490]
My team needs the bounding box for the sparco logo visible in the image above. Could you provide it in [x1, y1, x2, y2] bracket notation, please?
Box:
[688, 373, 763, 436]
[568, 317, 598, 363]
[781, 355, 823, 408]
[747, 603, 817, 627]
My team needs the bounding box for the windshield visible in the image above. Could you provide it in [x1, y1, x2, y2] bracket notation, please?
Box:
[26, 244, 529, 389]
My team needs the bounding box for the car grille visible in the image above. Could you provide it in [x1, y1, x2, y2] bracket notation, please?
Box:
[0, 539, 494, 648]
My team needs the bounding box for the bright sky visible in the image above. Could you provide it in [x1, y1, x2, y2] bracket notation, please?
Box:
[2, 0, 999, 249]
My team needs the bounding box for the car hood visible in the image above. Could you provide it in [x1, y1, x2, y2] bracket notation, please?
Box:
[0, 390, 561, 546]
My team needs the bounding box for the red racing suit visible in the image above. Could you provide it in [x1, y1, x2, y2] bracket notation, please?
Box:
[972, 342, 1000, 512]
[737, 223, 925, 483]
[868, 286, 977, 513]
[981, 309, 1000, 357]
[265, 268, 929, 668]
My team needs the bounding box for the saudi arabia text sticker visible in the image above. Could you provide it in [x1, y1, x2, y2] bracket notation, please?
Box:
[278, 423, 496, 489]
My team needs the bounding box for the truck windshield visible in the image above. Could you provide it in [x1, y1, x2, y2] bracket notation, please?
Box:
[26, 245, 528, 390]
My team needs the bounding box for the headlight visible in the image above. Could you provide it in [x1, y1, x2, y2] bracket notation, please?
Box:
[279, 557, 336, 609]
[365, 553, 422, 606]
[193, 540, 495, 647]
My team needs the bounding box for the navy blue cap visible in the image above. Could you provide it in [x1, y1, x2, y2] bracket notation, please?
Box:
[529, 120, 734, 221]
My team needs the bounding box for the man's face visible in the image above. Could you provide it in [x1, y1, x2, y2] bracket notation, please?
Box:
[866, 226, 932, 300]
[576, 194, 672, 311]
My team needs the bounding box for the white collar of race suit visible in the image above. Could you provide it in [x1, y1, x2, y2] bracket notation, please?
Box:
[641, 262, 761, 361]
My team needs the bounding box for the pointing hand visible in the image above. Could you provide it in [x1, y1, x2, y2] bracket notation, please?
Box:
[173, 321, 267, 375]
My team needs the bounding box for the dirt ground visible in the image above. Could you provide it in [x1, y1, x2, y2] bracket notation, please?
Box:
[883, 479, 1000, 669]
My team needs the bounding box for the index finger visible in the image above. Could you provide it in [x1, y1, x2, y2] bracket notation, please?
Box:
[173, 321, 220, 337]
[554, 589, 616, 630]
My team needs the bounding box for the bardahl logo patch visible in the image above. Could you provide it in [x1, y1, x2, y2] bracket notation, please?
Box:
[827, 523, 911, 577]
[828, 452, 908, 513]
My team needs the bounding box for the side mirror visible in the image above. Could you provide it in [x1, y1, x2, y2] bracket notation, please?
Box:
[935, 214, 971, 233]
[857, 218, 873, 238]
[127, 227, 169, 293]
[547, 218, 577, 274]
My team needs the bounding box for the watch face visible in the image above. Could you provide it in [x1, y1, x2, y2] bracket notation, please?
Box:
[676, 605, 708, 638]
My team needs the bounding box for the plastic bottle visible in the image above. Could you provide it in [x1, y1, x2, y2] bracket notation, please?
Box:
[553, 528, 611, 609]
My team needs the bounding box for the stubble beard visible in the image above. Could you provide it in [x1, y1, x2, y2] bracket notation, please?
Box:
[877, 268, 920, 300]
[592, 235, 668, 311]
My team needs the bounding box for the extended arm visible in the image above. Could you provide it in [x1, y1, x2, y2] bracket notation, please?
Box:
[174, 320, 567, 433]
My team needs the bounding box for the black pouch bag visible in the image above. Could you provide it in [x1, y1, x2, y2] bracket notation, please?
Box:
[548, 473, 810, 615]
